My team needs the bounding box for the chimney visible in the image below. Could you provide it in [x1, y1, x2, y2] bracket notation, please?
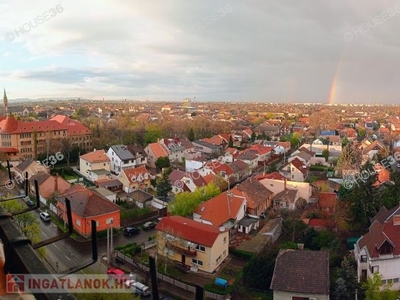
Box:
[54, 173, 58, 191]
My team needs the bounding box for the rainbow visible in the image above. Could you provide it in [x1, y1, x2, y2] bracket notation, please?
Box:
[328, 47, 348, 105]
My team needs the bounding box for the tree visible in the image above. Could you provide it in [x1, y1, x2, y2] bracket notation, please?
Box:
[333, 278, 349, 300]
[1, 200, 45, 257]
[251, 131, 256, 142]
[342, 136, 349, 148]
[228, 135, 233, 148]
[362, 273, 399, 300]
[335, 255, 359, 299]
[155, 171, 172, 199]
[322, 149, 330, 162]
[290, 132, 301, 149]
[168, 182, 220, 216]
[336, 143, 362, 175]
[188, 128, 195, 141]
[155, 156, 170, 170]
[144, 124, 164, 145]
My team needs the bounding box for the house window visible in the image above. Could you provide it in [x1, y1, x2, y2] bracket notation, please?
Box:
[394, 278, 399, 283]
[361, 269, 367, 279]
[76, 219, 81, 226]
[379, 243, 392, 255]
[372, 266, 379, 273]
[292, 175, 294, 179]
[195, 245, 205, 252]
[216, 255, 222, 263]
[192, 259, 203, 266]
[223, 236, 227, 244]
[223, 250, 227, 257]
[106, 218, 114, 224]
[361, 255, 367, 262]
[382, 279, 387, 285]
[292, 297, 309, 300]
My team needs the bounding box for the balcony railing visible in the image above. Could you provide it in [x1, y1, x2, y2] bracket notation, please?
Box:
[170, 244, 197, 257]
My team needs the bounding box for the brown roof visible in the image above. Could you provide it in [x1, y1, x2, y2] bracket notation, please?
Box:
[273, 189, 298, 205]
[271, 249, 330, 295]
[80, 149, 110, 163]
[318, 192, 337, 210]
[290, 157, 308, 174]
[235, 178, 273, 210]
[57, 185, 120, 217]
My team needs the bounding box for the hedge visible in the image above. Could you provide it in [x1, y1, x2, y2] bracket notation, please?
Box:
[230, 248, 255, 260]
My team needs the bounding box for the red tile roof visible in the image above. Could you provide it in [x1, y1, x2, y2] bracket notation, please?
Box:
[147, 142, 169, 158]
[122, 165, 151, 184]
[0, 147, 18, 153]
[156, 215, 225, 247]
[194, 191, 246, 226]
[318, 192, 337, 211]
[80, 150, 110, 163]
[290, 158, 308, 174]
[255, 172, 286, 180]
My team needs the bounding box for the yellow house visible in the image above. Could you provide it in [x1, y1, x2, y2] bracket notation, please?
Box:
[79, 149, 110, 181]
[156, 215, 229, 273]
[117, 165, 153, 193]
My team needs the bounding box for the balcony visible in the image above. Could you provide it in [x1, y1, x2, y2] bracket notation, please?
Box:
[170, 244, 197, 257]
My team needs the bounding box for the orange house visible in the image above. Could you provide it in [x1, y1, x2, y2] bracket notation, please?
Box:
[56, 185, 120, 237]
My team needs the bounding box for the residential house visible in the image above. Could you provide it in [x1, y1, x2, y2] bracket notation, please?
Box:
[274, 141, 291, 155]
[213, 163, 235, 187]
[159, 138, 185, 163]
[236, 150, 259, 170]
[8, 105, 34, 117]
[126, 144, 148, 166]
[56, 185, 120, 237]
[234, 177, 273, 217]
[95, 178, 123, 192]
[258, 174, 312, 201]
[229, 160, 251, 183]
[272, 189, 299, 210]
[168, 169, 206, 194]
[201, 134, 228, 150]
[288, 151, 312, 166]
[192, 140, 223, 159]
[280, 158, 309, 182]
[193, 191, 246, 232]
[29, 172, 71, 201]
[354, 205, 400, 290]
[254, 123, 280, 137]
[360, 139, 386, 162]
[247, 144, 273, 162]
[14, 159, 48, 183]
[107, 145, 136, 175]
[155, 215, 229, 273]
[117, 165, 153, 193]
[271, 249, 330, 300]
[92, 187, 116, 202]
[79, 149, 110, 182]
[340, 127, 358, 140]
[126, 189, 153, 208]
[144, 142, 169, 169]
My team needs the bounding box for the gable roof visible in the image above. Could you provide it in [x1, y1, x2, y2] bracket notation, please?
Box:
[110, 145, 135, 160]
[126, 144, 147, 157]
[235, 178, 273, 209]
[271, 249, 329, 295]
[318, 192, 337, 210]
[273, 189, 298, 205]
[14, 159, 35, 173]
[147, 142, 169, 158]
[121, 165, 151, 184]
[80, 149, 110, 163]
[255, 172, 286, 180]
[229, 160, 249, 172]
[57, 185, 120, 217]
[290, 158, 308, 174]
[194, 191, 246, 226]
[156, 215, 225, 247]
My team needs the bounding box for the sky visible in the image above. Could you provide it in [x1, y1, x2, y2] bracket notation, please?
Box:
[1, 0, 400, 104]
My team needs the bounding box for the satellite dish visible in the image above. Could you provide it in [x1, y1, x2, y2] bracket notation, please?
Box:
[219, 227, 225, 232]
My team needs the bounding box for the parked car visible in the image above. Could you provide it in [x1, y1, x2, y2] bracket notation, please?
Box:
[39, 212, 50, 222]
[107, 268, 125, 276]
[142, 221, 157, 231]
[124, 227, 140, 236]
[26, 200, 35, 207]
[131, 281, 151, 297]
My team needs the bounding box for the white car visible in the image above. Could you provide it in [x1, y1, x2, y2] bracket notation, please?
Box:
[39, 212, 50, 222]
[131, 281, 151, 297]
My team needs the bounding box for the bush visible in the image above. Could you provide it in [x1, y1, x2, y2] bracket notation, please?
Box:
[230, 248, 255, 260]
[120, 207, 152, 220]
[204, 282, 233, 295]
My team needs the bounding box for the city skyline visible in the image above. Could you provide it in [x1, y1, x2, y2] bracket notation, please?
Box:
[1, 1, 400, 104]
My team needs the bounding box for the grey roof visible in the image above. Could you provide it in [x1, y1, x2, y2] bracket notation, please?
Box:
[238, 216, 259, 227]
[110, 145, 135, 160]
[193, 140, 221, 149]
[273, 189, 298, 204]
[15, 159, 34, 173]
[236, 150, 258, 160]
[229, 160, 249, 172]
[271, 249, 330, 295]
[91, 169, 110, 175]
[127, 189, 153, 203]
[29, 172, 51, 185]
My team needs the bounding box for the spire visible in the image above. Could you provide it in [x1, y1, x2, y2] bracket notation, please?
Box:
[3, 88, 8, 116]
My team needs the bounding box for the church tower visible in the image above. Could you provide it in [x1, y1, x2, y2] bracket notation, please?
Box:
[3, 88, 8, 116]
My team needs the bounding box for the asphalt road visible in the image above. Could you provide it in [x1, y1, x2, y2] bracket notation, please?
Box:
[33, 209, 156, 274]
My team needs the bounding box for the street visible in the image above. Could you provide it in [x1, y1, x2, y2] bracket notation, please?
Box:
[33, 209, 156, 275]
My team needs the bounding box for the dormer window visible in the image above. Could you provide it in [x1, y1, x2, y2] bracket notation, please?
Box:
[379, 241, 393, 255]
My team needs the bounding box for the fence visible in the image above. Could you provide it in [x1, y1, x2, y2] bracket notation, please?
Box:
[114, 251, 228, 300]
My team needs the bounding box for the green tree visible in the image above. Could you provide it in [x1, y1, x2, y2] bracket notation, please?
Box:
[335, 255, 359, 299]
[362, 273, 399, 300]
[155, 156, 170, 170]
[144, 124, 164, 145]
[168, 182, 220, 216]
[1, 200, 45, 257]
[290, 132, 301, 149]
[336, 143, 362, 175]
[228, 135, 233, 148]
[155, 170, 172, 198]
[251, 131, 256, 142]
[322, 149, 330, 162]
[188, 128, 195, 141]
[341, 136, 349, 147]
